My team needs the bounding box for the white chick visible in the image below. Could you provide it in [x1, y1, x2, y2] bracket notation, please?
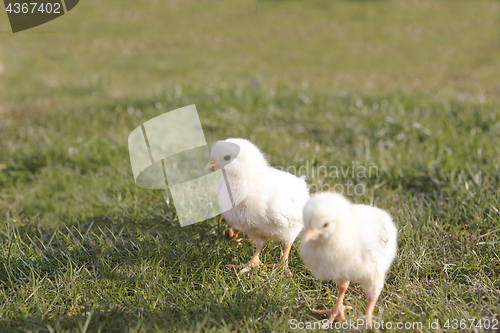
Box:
[205, 138, 309, 276]
[300, 192, 397, 327]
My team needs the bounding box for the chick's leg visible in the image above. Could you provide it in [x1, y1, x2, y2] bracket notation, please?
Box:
[364, 290, 379, 324]
[238, 238, 266, 275]
[314, 280, 352, 327]
[266, 242, 293, 276]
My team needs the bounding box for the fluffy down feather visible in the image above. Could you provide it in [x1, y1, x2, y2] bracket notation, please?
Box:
[206, 138, 309, 275]
[300, 192, 397, 327]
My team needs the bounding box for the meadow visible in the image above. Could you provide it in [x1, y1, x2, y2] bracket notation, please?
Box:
[0, 0, 499, 331]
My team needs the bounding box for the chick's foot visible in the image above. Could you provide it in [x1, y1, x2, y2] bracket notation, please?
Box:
[237, 258, 261, 275]
[313, 303, 352, 327]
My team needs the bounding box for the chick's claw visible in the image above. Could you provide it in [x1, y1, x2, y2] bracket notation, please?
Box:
[312, 308, 332, 316]
[233, 258, 261, 275]
[242, 258, 261, 268]
[237, 266, 252, 275]
[265, 263, 279, 268]
[233, 238, 253, 247]
[313, 303, 352, 324]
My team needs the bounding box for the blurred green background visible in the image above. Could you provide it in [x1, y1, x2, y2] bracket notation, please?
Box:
[2, 0, 500, 102]
[0, 0, 499, 332]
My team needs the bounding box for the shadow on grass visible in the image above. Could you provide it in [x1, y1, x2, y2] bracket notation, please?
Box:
[1, 209, 306, 332]
[0, 208, 229, 282]
[2, 307, 227, 332]
[0, 203, 324, 332]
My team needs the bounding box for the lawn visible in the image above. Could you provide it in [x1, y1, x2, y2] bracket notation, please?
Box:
[0, 0, 499, 332]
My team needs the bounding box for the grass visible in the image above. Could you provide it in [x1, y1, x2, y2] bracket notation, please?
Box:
[1, 0, 500, 332]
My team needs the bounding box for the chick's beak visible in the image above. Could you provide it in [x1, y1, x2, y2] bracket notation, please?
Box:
[302, 220, 320, 243]
[205, 157, 217, 170]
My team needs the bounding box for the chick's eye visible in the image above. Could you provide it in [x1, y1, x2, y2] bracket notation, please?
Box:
[224, 155, 230, 161]
[323, 222, 329, 228]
